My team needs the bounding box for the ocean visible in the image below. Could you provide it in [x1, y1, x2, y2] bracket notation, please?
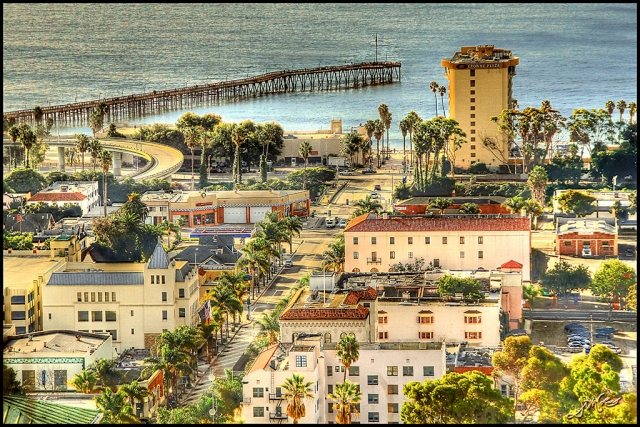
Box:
[3, 3, 637, 149]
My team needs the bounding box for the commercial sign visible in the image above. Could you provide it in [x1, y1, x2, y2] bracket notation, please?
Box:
[196, 202, 213, 206]
[456, 63, 502, 69]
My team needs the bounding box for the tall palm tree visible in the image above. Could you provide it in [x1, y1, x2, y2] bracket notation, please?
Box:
[502, 196, 525, 214]
[430, 81, 440, 116]
[198, 321, 218, 362]
[158, 220, 180, 247]
[281, 373, 314, 424]
[232, 123, 250, 184]
[298, 140, 313, 190]
[399, 118, 410, 169]
[322, 239, 345, 273]
[616, 100, 627, 124]
[255, 310, 280, 344]
[373, 119, 384, 168]
[119, 380, 152, 413]
[88, 138, 102, 170]
[351, 195, 383, 217]
[336, 335, 360, 382]
[120, 192, 149, 223]
[527, 165, 548, 207]
[17, 123, 36, 168]
[94, 388, 137, 424]
[98, 149, 113, 218]
[405, 111, 422, 167]
[90, 358, 123, 392]
[32, 106, 44, 126]
[238, 240, 270, 299]
[604, 100, 615, 122]
[280, 215, 303, 253]
[628, 101, 637, 124]
[209, 285, 243, 339]
[8, 125, 21, 170]
[327, 380, 362, 424]
[522, 199, 544, 230]
[74, 133, 91, 171]
[438, 85, 447, 118]
[378, 103, 392, 160]
[89, 104, 106, 139]
[363, 120, 376, 169]
[183, 125, 204, 190]
[69, 369, 99, 394]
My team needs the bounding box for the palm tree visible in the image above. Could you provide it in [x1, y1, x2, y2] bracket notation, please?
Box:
[605, 100, 615, 122]
[281, 373, 314, 424]
[8, 125, 21, 170]
[209, 285, 243, 339]
[94, 388, 138, 424]
[399, 118, 410, 168]
[89, 104, 106, 139]
[17, 123, 36, 168]
[158, 220, 180, 247]
[120, 192, 149, 223]
[628, 101, 637, 124]
[322, 239, 345, 273]
[183, 125, 204, 190]
[88, 138, 102, 170]
[502, 196, 525, 214]
[378, 103, 392, 160]
[232, 123, 250, 185]
[69, 369, 99, 394]
[90, 358, 123, 392]
[328, 380, 362, 424]
[522, 199, 544, 230]
[32, 106, 44, 126]
[430, 81, 440, 116]
[616, 100, 627, 124]
[280, 216, 303, 253]
[198, 321, 217, 362]
[238, 240, 270, 299]
[98, 149, 113, 218]
[527, 165, 548, 206]
[119, 380, 152, 413]
[74, 133, 91, 171]
[405, 111, 422, 167]
[255, 310, 280, 344]
[438, 85, 447, 117]
[298, 140, 313, 190]
[428, 197, 453, 214]
[373, 119, 384, 168]
[459, 202, 481, 214]
[336, 335, 360, 382]
[351, 195, 383, 217]
[363, 120, 376, 169]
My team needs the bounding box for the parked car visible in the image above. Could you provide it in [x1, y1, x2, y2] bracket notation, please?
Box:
[582, 247, 592, 257]
[338, 219, 347, 228]
[325, 217, 336, 228]
[339, 170, 355, 176]
[284, 259, 293, 268]
[370, 192, 379, 199]
[374, 184, 381, 190]
[362, 169, 377, 174]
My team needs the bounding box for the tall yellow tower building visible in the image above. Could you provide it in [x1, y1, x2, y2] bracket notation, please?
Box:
[442, 45, 519, 170]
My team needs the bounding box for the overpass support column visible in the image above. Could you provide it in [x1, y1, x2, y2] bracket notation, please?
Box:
[57, 146, 66, 172]
[112, 151, 122, 177]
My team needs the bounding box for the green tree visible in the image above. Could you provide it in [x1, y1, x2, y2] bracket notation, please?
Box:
[3, 167, 48, 194]
[98, 149, 113, 218]
[8, 125, 21, 170]
[119, 192, 149, 223]
[438, 86, 447, 117]
[557, 189, 596, 217]
[428, 197, 452, 214]
[182, 125, 203, 190]
[94, 388, 138, 424]
[590, 259, 636, 319]
[399, 117, 410, 167]
[527, 165, 548, 206]
[3, 362, 25, 395]
[298, 140, 313, 190]
[373, 118, 385, 168]
[281, 215, 303, 253]
[17, 122, 37, 168]
[435, 274, 484, 300]
[238, 240, 270, 299]
[429, 81, 440, 117]
[90, 358, 124, 392]
[336, 335, 359, 382]
[327, 380, 362, 424]
[404, 111, 422, 168]
[521, 345, 568, 398]
[351, 195, 383, 218]
[625, 283, 636, 311]
[69, 369, 100, 394]
[281, 373, 314, 424]
[322, 236, 345, 273]
[88, 138, 102, 170]
[458, 202, 481, 214]
[502, 196, 526, 214]
[401, 370, 512, 424]
[518, 389, 561, 424]
[75, 133, 91, 171]
[378, 103, 392, 160]
[211, 369, 244, 423]
[492, 335, 532, 423]
[255, 310, 280, 344]
[540, 260, 591, 300]
[522, 199, 544, 229]
[119, 380, 152, 412]
[522, 283, 541, 309]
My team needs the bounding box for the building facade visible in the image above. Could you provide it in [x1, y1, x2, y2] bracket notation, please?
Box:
[555, 217, 618, 257]
[343, 214, 531, 283]
[441, 45, 519, 170]
[41, 242, 200, 353]
[27, 181, 101, 214]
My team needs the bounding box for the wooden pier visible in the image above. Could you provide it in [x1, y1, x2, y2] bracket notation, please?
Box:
[4, 61, 401, 127]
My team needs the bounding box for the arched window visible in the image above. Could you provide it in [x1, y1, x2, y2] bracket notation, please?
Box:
[370, 268, 379, 272]
[324, 333, 332, 343]
[352, 268, 360, 272]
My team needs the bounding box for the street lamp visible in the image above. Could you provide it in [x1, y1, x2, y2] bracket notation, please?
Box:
[208, 370, 216, 423]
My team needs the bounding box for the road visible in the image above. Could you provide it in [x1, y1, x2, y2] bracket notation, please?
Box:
[525, 308, 637, 321]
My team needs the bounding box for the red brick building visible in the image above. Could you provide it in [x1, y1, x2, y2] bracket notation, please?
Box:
[555, 218, 617, 257]
[394, 196, 511, 215]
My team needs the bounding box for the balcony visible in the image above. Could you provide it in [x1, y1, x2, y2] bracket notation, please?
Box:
[269, 412, 288, 420]
[242, 397, 251, 404]
[366, 258, 382, 264]
[269, 393, 284, 401]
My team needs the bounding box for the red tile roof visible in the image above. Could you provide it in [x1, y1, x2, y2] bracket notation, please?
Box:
[454, 366, 494, 375]
[343, 287, 378, 305]
[501, 260, 523, 269]
[247, 343, 280, 375]
[279, 305, 370, 320]
[345, 215, 530, 232]
[29, 192, 87, 202]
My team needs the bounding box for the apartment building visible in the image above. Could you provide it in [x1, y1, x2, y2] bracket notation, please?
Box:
[27, 181, 101, 214]
[41, 241, 200, 352]
[241, 336, 446, 424]
[441, 45, 519, 170]
[344, 213, 531, 283]
[279, 119, 348, 166]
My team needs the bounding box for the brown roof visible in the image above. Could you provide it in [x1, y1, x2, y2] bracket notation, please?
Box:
[343, 287, 378, 305]
[29, 192, 87, 202]
[345, 216, 530, 232]
[501, 260, 523, 269]
[247, 343, 280, 375]
[279, 305, 370, 320]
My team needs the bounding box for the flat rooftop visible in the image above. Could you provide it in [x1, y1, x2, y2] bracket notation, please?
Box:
[3, 256, 63, 290]
[4, 331, 109, 357]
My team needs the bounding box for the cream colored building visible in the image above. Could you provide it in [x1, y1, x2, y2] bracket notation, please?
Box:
[343, 213, 532, 283]
[280, 119, 350, 165]
[442, 45, 519, 170]
[41, 242, 200, 353]
[3, 330, 115, 391]
[240, 336, 446, 424]
[27, 181, 101, 214]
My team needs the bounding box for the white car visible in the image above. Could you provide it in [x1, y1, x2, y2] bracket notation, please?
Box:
[284, 259, 293, 268]
[370, 192, 379, 199]
[338, 219, 347, 228]
[582, 247, 591, 257]
[339, 170, 355, 176]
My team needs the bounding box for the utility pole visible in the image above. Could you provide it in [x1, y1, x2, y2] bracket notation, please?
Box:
[375, 33, 378, 62]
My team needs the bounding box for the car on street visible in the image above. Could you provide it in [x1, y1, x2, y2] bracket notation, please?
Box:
[582, 247, 591, 257]
[374, 184, 381, 190]
[325, 217, 336, 228]
[362, 169, 377, 174]
[338, 218, 347, 228]
[339, 170, 355, 176]
[284, 259, 293, 268]
[370, 192, 379, 199]
[624, 248, 635, 257]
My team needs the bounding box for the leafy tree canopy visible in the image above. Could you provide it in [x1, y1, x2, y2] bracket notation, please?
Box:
[540, 260, 591, 296]
[436, 274, 484, 300]
[4, 168, 48, 194]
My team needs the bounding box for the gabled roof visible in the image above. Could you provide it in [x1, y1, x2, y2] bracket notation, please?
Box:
[48, 272, 144, 286]
[247, 343, 281, 375]
[28, 192, 87, 202]
[3, 396, 101, 424]
[343, 286, 378, 305]
[4, 213, 55, 233]
[500, 260, 523, 269]
[345, 215, 530, 232]
[148, 240, 169, 269]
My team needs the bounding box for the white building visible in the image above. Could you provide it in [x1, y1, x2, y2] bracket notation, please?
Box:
[27, 181, 100, 214]
[343, 213, 531, 283]
[3, 330, 115, 391]
[42, 241, 200, 353]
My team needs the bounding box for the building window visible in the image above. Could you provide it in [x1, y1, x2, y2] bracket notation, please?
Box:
[388, 403, 399, 413]
[105, 311, 116, 322]
[78, 311, 89, 322]
[470, 106, 476, 111]
[353, 252, 359, 259]
[371, 251, 377, 261]
[54, 370, 67, 390]
[328, 402, 334, 413]
[90, 292, 95, 302]
[84, 292, 89, 302]
[161, 275, 165, 284]
[470, 153, 476, 157]
[162, 310, 168, 320]
[179, 289, 185, 298]
[295, 355, 307, 367]
[470, 98, 476, 103]
[108, 329, 118, 341]
[349, 366, 360, 376]
[470, 137, 476, 142]
[442, 237, 447, 244]
[368, 394, 379, 404]
[602, 241, 609, 246]
[470, 122, 476, 127]
[378, 315, 388, 324]
[478, 236, 483, 244]
[371, 237, 376, 245]
[465, 331, 483, 339]
[156, 275, 160, 284]
[470, 70, 475, 77]
[478, 251, 484, 258]
[48, 313, 52, 319]
[151, 275, 155, 284]
[470, 145, 476, 150]
[407, 236, 413, 245]
[131, 329, 135, 334]
[253, 387, 264, 398]
[22, 370, 35, 388]
[464, 315, 482, 324]
[460, 236, 465, 244]
[77, 292, 82, 302]
[433, 259, 440, 267]
[389, 251, 395, 259]
[104, 292, 109, 302]
[112, 292, 116, 302]
[325, 333, 331, 343]
[379, 331, 388, 340]
[336, 366, 345, 373]
[387, 366, 398, 376]
[353, 237, 358, 245]
[424, 366, 435, 376]
[417, 315, 434, 324]
[162, 292, 167, 302]
[470, 113, 476, 118]
[97, 292, 102, 302]
[253, 407, 264, 417]
[460, 251, 465, 258]
[368, 375, 379, 385]
[470, 79, 475, 87]
[389, 237, 394, 245]
[388, 384, 399, 395]
[418, 331, 434, 339]
[368, 412, 379, 422]
[328, 384, 333, 393]
[583, 241, 591, 246]
[91, 311, 102, 322]
[403, 366, 414, 376]
[425, 237, 430, 244]
[131, 310, 134, 316]
[327, 365, 333, 377]
[179, 308, 186, 318]
[408, 252, 413, 259]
